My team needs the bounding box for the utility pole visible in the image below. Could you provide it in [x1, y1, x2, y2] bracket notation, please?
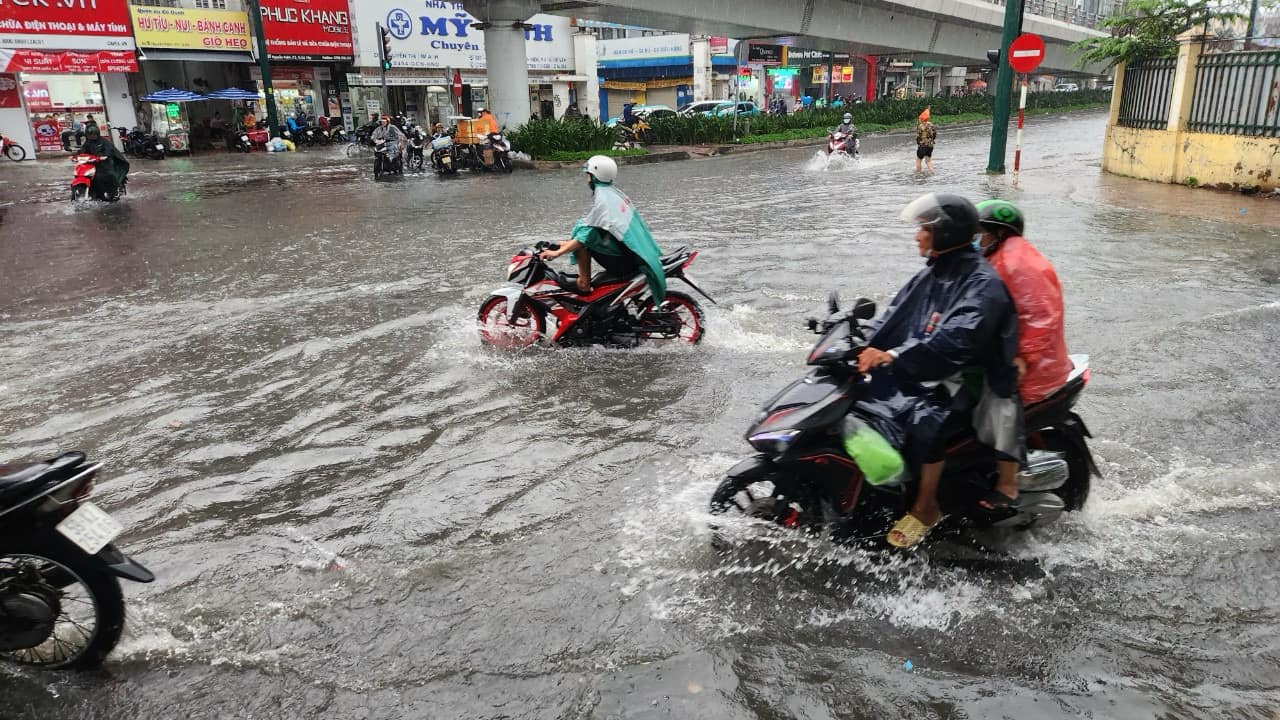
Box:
[826, 51, 834, 104]
[246, 0, 278, 134]
[1246, 0, 1260, 48]
[986, 0, 1024, 173]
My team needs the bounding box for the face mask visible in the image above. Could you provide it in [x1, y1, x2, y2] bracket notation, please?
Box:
[971, 238, 982, 253]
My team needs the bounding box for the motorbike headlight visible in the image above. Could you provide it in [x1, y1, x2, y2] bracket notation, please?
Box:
[748, 429, 800, 454]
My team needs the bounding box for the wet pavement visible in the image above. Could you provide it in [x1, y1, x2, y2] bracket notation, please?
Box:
[1, 112, 1278, 720]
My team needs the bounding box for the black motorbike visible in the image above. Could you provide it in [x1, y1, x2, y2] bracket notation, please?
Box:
[372, 138, 402, 178]
[0, 452, 154, 669]
[405, 125, 426, 171]
[711, 293, 1098, 543]
[429, 133, 457, 175]
[120, 128, 166, 160]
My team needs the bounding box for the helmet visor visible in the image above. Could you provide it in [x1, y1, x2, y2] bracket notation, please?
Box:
[899, 193, 944, 227]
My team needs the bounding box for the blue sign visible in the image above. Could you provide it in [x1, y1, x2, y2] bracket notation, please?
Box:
[385, 8, 412, 39]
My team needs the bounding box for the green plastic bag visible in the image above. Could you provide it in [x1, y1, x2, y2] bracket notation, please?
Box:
[841, 417, 906, 486]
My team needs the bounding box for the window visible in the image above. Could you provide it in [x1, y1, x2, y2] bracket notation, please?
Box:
[194, 0, 227, 8]
[133, 0, 178, 6]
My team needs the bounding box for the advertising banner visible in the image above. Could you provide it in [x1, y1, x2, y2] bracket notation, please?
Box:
[0, 0, 134, 51]
[0, 49, 139, 73]
[259, 0, 353, 60]
[23, 81, 51, 112]
[130, 7, 250, 52]
[747, 44, 782, 65]
[352, 0, 572, 71]
[31, 115, 61, 150]
[0, 73, 22, 108]
[598, 33, 689, 63]
[709, 36, 728, 55]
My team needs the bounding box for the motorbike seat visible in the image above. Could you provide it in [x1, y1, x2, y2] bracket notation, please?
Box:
[0, 452, 86, 505]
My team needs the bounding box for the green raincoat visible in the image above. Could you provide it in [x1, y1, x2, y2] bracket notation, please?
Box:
[571, 182, 665, 301]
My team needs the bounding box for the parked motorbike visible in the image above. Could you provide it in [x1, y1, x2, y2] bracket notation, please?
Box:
[710, 293, 1098, 544]
[372, 139, 402, 179]
[826, 129, 859, 158]
[0, 133, 25, 162]
[0, 451, 154, 669]
[478, 241, 715, 348]
[429, 134, 457, 175]
[614, 118, 652, 149]
[70, 154, 126, 202]
[227, 128, 253, 153]
[121, 128, 166, 160]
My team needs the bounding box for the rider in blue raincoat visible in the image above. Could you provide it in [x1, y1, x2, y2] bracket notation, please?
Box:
[538, 155, 665, 300]
[853, 192, 1021, 548]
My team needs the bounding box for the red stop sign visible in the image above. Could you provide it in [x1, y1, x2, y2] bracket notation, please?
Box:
[1008, 33, 1046, 74]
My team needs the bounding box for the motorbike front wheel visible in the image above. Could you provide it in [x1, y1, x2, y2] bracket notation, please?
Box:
[409, 152, 424, 171]
[495, 154, 512, 173]
[70, 185, 87, 202]
[478, 296, 545, 348]
[0, 536, 126, 669]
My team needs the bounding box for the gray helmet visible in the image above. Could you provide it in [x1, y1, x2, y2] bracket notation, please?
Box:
[843, 113, 853, 122]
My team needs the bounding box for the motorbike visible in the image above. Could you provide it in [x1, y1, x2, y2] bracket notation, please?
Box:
[485, 131, 513, 173]
[70, 154, 126, 202]
[1, 133, 25, 162]
[429, 134, 457, 175]
[0, 452, 154, 669]
[345, 123, 378, 158]
[405, 125, 426, 171]
[710, 293, 1099, 544]
[478, 240, 715, 348]
[121, 128, 166, 160]
[614, 118, 652, 149]
[372, 138, 402, 179]
[826, 129, 860, 158]
[227, 128, 253, 153]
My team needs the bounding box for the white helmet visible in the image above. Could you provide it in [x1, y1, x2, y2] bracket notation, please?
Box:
[583, 155, 618, 183]
[843, 113, 853, 122]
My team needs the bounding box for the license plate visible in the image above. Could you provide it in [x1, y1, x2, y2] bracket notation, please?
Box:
[55, 502, 122, 555]
[155, 144, 164, 150]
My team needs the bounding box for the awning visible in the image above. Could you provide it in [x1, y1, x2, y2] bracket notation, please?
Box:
[139, 49, 255, 64]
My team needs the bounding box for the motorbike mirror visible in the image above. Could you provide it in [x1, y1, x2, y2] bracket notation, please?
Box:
[851, 298, 876, 321]
[806, 317, 819, 332]
[827, 291, 840, 315]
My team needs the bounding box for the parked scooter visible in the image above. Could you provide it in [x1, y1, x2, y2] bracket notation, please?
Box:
[120, 128, 166, 160]
[0, 133, 25, 162]
[0, 451, 154, 669]
[485, 130, 513, 173]
[69, 154, 126, 202]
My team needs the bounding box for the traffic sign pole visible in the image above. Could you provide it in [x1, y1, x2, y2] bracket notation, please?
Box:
[993, 32, 1045, 176]
[986, 0, 1023, 174]
[1013, 74, 1027, 185]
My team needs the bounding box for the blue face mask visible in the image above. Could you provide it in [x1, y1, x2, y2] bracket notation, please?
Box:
[971, 237, 982, 253]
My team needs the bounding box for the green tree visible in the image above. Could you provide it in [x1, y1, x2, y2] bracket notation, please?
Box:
[1073, 0, 1245, 68]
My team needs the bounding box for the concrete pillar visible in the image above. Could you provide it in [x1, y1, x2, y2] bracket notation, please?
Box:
[551, 81, 571, 119]
[99, 73, 136, 151]
[1165, 33, 1204, 133]
[691, 36, 712, 101]
[464, 0, 539, 128]
[1106, 63, 1125, 127]
[572, 30, 600, 122]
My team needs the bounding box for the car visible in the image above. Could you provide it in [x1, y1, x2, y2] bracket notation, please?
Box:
[604, 105, 676, 127]
[1098, 83, 1114, 91]
[1054, 83, 1080, 92]
[709, 101, 760, 117]
[678, 100, 724, 116]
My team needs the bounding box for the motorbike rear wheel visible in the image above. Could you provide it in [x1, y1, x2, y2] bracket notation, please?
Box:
[4, 144, 25, 162]
[0, 536, 126, 670]
[478, 296, 544, 348]
[632, 291, 706, 344]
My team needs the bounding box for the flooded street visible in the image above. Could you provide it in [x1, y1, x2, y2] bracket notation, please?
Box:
[1, 112, 1278, 719]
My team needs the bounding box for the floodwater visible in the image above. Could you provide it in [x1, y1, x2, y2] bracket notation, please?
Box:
[1, 113, 1278, 720]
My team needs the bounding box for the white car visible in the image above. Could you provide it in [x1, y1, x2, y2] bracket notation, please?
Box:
[678, 101, 723, 116]
[1054, 83, 1080, 92]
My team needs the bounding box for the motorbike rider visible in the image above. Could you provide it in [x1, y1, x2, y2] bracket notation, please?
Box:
[78, 124, 129, 196]
[430, 122, 446, 138]
[476, 108, 499, 136]
[834, 113, 858, 152]
[537, 155, 665, 300]
[854, 192, 1020, 549]
[371, 114, 404, 161]
[973, 199, 1071, 510]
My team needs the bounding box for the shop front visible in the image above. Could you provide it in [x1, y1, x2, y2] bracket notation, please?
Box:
[256, 0, 354, 126]
[346, 0, 577, 126]
[0, 0, 137, 157]
[596, 33, 736, 118]
[130, 5, 256, 150]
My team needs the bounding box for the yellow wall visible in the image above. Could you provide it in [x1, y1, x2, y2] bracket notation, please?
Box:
[1103, 125, 1280, 191]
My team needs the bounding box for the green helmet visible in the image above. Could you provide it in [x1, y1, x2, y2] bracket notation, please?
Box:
[976, 199, 1025, 237]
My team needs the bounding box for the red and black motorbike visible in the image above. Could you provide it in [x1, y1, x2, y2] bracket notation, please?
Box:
[478, 241, 715, 348]
[825, 130, 859, 158]
[69, 154, 125, 202]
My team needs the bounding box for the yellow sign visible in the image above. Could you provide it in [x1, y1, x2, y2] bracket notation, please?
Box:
[130, 6, 251, 51]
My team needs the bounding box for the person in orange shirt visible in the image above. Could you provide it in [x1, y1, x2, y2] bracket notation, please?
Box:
[475, 108, 498, 135]
[974, 199, 1072, 510]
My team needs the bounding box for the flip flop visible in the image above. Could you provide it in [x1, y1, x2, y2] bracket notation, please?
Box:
[977, 489, 1018, 512]
[886, 513, 942, 549]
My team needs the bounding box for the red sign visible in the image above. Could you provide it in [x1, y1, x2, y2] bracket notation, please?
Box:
[258, 0, 353, 60]
[1008, 33, 1046, 74]
[23, 82, 52, 113]
[0, 74, 21, 109]
[0, 49, 137, 73]
[451, 69, 462, 97]
[0, 0, 135, 51]
[709, 36, 729, 55]
[32, 117, 62, 152]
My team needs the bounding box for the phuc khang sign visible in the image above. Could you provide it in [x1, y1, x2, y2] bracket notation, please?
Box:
[355, 0, 572, 70]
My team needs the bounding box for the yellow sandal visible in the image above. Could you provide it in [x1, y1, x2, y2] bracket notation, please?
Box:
[886, 513, 942, 549]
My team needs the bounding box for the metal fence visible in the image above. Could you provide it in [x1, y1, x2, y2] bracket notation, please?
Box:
[1116, 58, 1177, 129]
[1188, 49, 1280, 137]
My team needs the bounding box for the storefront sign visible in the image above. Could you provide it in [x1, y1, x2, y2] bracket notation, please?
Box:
[259, 0, 353, 61]
[709, 36, 729, 55]
[0, 49, 139, 73]
[747, 44, 782, 65]
[0, 0, 134, 51]
[351, 0, 572, 70]
[31, 116, 61, 151]
[130, 7, 250, 52]
[598, 33, 689, 63]
[23, 81, 51, 112]
[786, 48, 851, 65]
[841, 66, 855, 83]
[0, 73, 22, 109]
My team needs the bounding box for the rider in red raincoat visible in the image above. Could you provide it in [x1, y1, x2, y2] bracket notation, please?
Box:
[975, 199, 1071, 507]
